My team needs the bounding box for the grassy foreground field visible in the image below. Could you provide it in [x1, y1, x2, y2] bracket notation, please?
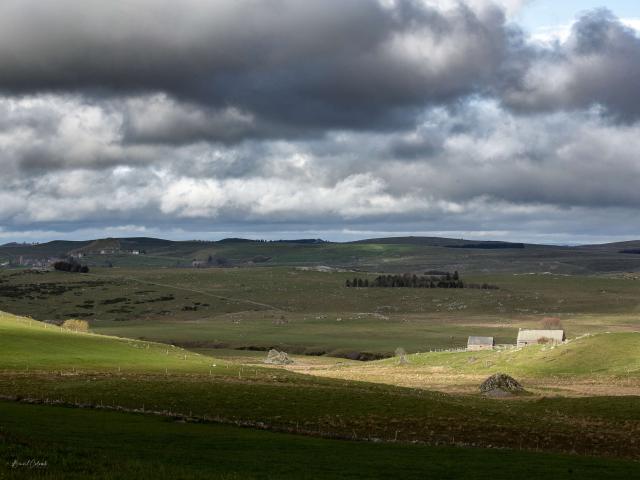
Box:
[2, 309, 640, 471]
[2, 401, 638, 480]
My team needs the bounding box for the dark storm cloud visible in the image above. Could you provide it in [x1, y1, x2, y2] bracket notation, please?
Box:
[1, 2, 639, 139]
[120, 97, 263, 145]
[0, 0, 511, 133]
[388, 129, 445, 159]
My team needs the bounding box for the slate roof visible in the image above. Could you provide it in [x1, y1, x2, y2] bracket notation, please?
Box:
[467, 336, 494, 346]
[517, 329, 565, 344]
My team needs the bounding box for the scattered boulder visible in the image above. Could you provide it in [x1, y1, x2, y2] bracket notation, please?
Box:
[272, 315, 288, 326]
[264, 349, 293, 365]
[480, 373, 524, 396]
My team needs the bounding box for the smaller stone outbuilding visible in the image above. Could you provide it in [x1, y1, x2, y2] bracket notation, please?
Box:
[517, 329, 565, 347]
[467, 336, 494, 351]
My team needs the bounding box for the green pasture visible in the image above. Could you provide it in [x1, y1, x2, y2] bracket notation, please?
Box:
[0, 311, 225, 374]
[3, 402, 638, 480]
[382, 332, 640, 377]
[1, 267, 638, 355]
[1, 310, 640, 460]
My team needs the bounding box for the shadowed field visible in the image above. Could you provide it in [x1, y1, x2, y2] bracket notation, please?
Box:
[3, 401, 639, 480]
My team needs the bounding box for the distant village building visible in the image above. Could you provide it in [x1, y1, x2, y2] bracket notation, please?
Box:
[467, 336, 494, 351]
[517, 329, 565, 348]
[12, 256, 53, 269]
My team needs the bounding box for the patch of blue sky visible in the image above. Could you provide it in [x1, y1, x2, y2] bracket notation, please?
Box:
[513, 0, 639, 43]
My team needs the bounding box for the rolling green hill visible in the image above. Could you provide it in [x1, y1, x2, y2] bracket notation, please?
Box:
[3, 235, 640, 273]
[0, 240, 91, 258]
[384, 332, 640, 377]
[0, 311, 222, 374]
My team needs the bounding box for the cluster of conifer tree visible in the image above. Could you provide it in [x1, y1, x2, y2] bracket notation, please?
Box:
[346, 271, 460, 288]
[345, 271, 498, 289]
[53, 260, 89, 273]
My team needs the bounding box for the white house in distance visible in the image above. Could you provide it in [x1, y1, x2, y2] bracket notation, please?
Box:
[517, 329, 565, 348]
[467, 336, 494, 351]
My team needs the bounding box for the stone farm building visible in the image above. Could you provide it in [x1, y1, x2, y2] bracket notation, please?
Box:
[467, 336, 494, 351]
[517, 329, 565, 347]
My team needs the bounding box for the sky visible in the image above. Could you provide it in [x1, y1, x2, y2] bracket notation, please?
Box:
[1, 0, 640, 245]
[517, 0, 639, 31]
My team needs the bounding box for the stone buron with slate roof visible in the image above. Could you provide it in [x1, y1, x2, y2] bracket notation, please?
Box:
[517, 329, 565, 347]
[467, 336, 494, 351]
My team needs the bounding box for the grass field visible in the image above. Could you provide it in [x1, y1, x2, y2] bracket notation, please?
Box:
[0, 311, 228, 374]
[1, 267, 638, 357]
[401, 332, 640, 377]
[2, 310, 640, 466]
[3, 238, 640, 477]
[295, 332, 640, 397]
[4, 401, 640, 480]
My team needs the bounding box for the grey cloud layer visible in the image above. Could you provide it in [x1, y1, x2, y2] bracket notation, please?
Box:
[0, 1, 639, 241]
[2, 1, 638, 131]
[0, 0, 510, 133]
[2, 98, 639, 222]
[503, 10, 640, 120]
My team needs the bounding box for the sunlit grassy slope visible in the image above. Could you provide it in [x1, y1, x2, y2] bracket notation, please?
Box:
[387, 332, 640, 377]
[0, 311, 221, 374]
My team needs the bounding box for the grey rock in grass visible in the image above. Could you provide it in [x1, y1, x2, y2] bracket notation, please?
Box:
[264, 349, 293, 365]
[480, 373, 524, 395]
